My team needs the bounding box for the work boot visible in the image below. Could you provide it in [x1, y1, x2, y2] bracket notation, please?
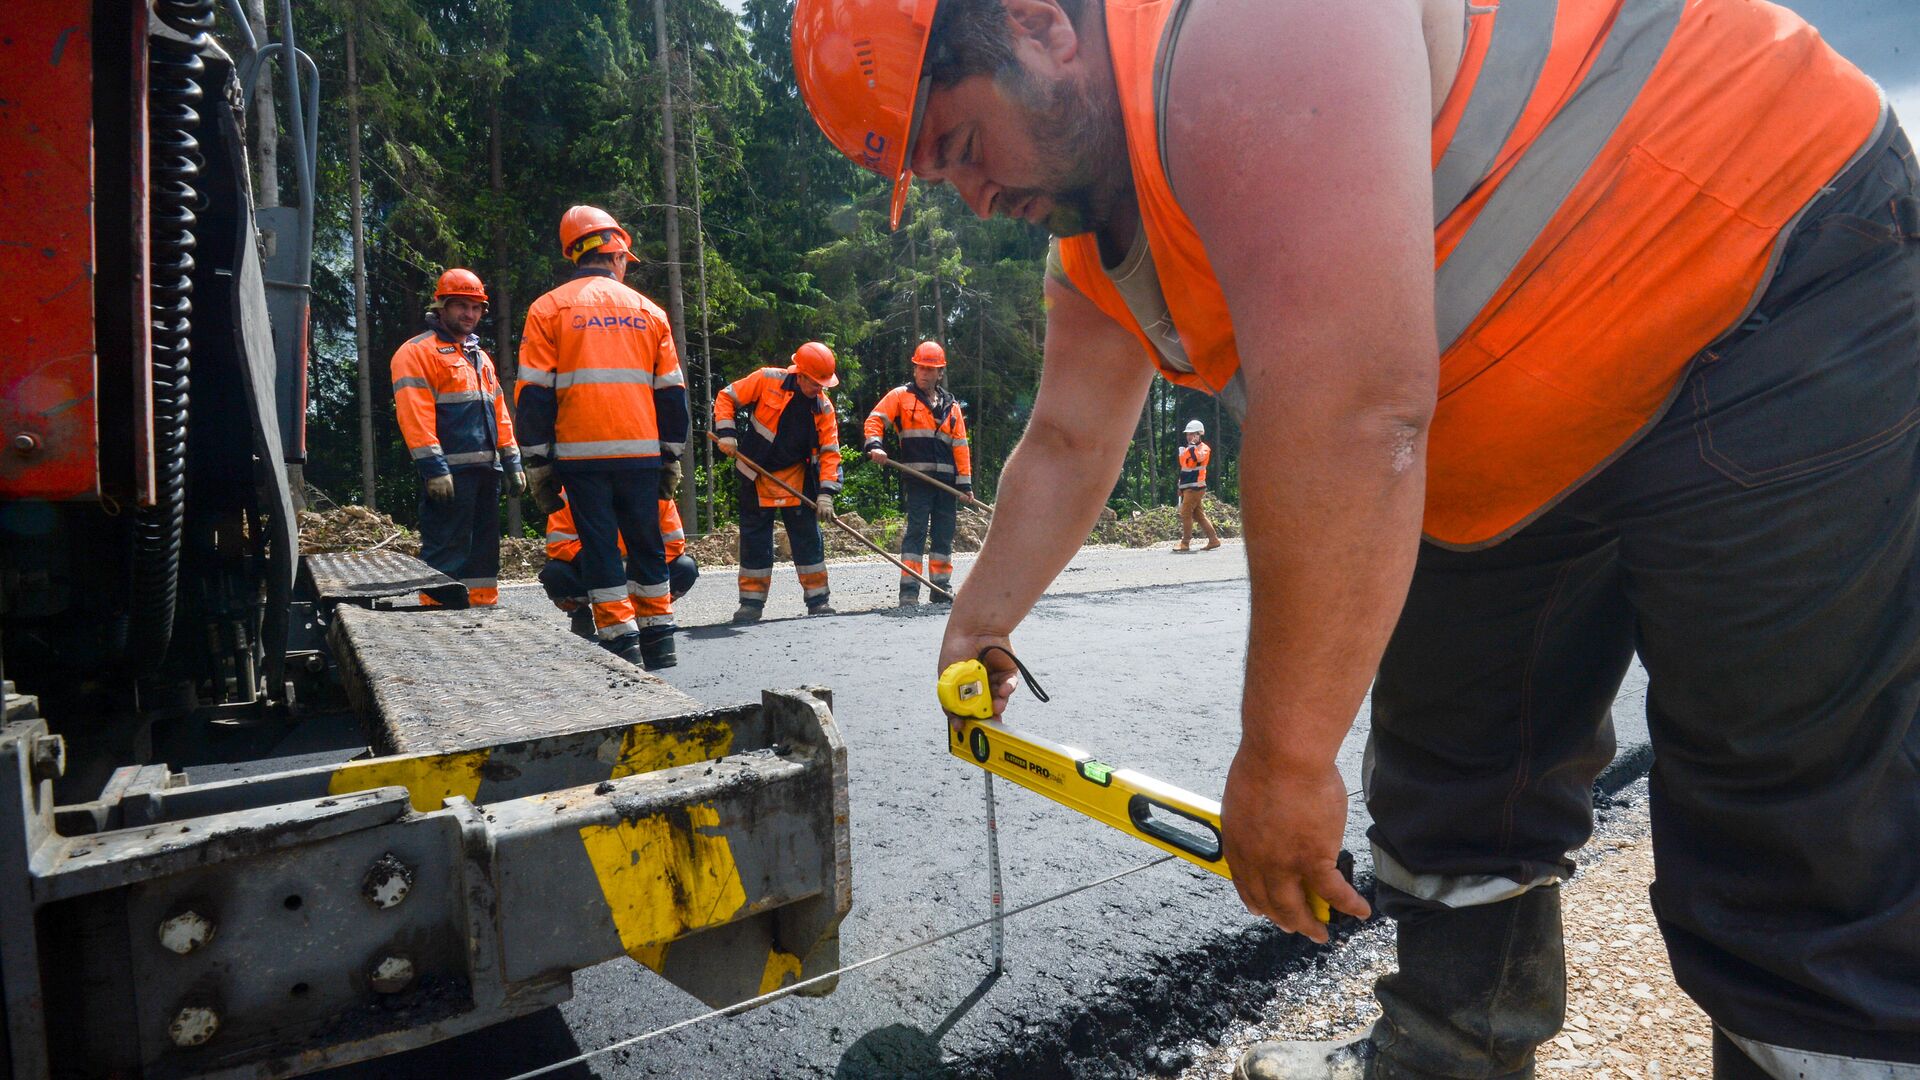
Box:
[1234, 1032, 1374, 1080]
[1237, 885, 1564, 1079]
[806, 600, 836, 616]
[731, 602, 763, 625]
[568, 608, 596, 640]
[898, 585, 919, 608]
[638, 627, 677, 671]
[929, 587, 952, 604]
[599, 633, 645, 666]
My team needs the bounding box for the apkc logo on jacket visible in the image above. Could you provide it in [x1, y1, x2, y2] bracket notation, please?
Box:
[569, 313, 652, 331]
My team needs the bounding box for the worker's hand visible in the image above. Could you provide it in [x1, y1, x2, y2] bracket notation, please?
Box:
[868, 447, 889, 464]
[1220, 751, 1371, 944]
[504, 468, 528, 497]
[937, 626, 1021, 729]
[718, 435, 738, 454]
[816, 494, 835, 523]
[527, 464, 564, 517]
[425, 473, 456, 503]
[659, 458, 683, 501]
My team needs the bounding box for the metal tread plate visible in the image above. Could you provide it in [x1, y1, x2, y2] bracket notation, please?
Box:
[329, 604, 702, 754]
[301, 551, 466, 607]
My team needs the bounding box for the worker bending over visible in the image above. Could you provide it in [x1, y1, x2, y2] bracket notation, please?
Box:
[390, 268, 524, 606]
[865, 340, 973, 604]
[715, 342, 843, 623]
[541, 495, 698, 639]
[515, 206, 688, 671]
[1174, 419, 1219, 553]
[796, 0, 1919, 1073]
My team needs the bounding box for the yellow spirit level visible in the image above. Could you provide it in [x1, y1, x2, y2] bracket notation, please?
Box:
[939, 659, 1334, 923]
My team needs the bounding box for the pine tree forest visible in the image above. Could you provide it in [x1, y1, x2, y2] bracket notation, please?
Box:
[256, 0, 1239, 534]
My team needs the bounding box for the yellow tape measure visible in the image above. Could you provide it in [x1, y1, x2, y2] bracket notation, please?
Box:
[938, 658, 1335, 924]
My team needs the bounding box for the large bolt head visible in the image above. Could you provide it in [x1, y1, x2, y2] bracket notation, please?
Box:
[368, 954, 415, 994]
[158, 910, 216, 955]
[168, 1005, 219, 1047]
[361, 853, 413, 909]
[28, 734, 65, 783]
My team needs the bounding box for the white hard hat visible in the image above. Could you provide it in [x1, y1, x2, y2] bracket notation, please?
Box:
[1185, 419, 1205, 434]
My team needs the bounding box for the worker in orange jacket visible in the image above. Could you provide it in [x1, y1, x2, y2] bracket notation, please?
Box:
[539, 496, 699, 639]
[390, 268, 525, 606]
[797, 0, 1920, 1071]
[514, 206, 688, 670]
[714, 342, 842, 623]
[865, 340, 972, 604]
[1173, 419, 1220, 553]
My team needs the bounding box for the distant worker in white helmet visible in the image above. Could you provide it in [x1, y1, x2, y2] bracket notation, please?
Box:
[1175, 419, 1221, 553]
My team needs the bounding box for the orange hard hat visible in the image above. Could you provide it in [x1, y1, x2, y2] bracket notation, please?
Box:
[790, 341, 840, 389]
[911, 340, 947, 367]
[434, 267, 488, 303]
[558, 205, 633, 262]
[792, 0, 941, 230]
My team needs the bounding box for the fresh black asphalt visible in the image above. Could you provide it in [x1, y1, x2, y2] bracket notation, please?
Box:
[334, 567, 1652, 1079]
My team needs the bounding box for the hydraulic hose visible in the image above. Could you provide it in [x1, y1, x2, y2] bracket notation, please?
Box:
[135, 1, 214, 673]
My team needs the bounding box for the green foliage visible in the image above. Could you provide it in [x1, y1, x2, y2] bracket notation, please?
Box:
[281, 0, 1237, 530]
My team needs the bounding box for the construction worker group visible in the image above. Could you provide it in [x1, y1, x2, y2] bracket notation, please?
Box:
[390, 204, 1032, 668]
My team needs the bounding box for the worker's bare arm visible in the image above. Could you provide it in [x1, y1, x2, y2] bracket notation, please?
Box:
[937, 275, 1154, 715]
[1166, 0, 1439, 939]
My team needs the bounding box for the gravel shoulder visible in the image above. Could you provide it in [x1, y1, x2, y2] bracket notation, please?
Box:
[1173, 780, 1714, 1079]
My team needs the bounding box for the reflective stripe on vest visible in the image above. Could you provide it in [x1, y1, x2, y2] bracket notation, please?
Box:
[1062, 0, 1884, 548]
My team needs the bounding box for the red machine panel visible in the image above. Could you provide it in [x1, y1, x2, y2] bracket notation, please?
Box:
[0, 7, 100, 501]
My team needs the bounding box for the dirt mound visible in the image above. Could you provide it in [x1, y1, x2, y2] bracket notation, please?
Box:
[1088, 494, 1242, 548]
[298, 505, 546, 583]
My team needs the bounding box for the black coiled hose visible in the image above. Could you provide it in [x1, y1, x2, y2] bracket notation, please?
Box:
[134, 1, 214, 673]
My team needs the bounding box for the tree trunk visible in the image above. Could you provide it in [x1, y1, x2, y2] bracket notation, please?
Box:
[245, 0, 279, 208]
[689, 108, 714, 535]
[933, 271, 944, 345]
[650, 0, 694, 532]
[490, 10, 521, 537]
[347, 11, 375, 510]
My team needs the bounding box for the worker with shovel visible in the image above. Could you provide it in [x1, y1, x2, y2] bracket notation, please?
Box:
[865, 340, 975, 605]
[714, 342, 844, 623]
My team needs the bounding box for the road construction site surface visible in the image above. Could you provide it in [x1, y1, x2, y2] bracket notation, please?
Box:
[328, 542, 1650, 1079]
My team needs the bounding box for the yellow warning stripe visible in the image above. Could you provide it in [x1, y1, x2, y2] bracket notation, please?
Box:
[578, 804, 749, 958]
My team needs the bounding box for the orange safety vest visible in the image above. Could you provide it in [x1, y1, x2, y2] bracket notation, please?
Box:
[1059, 0, 1884, 548]
[1177, 442, 1209, 491]
[714, 368, 844, 509]
[514, 270, 689, 464]
[544, 497, 684, 563]
[864, 384, 973, 486]
[389, 329, 517, 476]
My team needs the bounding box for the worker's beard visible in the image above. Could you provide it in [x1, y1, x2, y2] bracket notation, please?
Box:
[998, 66, 1129, 238]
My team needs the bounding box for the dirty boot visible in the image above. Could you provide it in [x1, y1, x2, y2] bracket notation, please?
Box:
[898, 585, 919, 608]
[1236, 885, 1563, 1079]
[567, 608, 596, 640]
[1235, 1032, 1375, 1080]
[599, 633, 645, 666]
[806, 600, 836, 616]
[731, 601, 764, 625]
[638, 627, 677, 671]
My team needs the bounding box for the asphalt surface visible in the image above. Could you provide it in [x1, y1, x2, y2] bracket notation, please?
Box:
[331, 545, 1652, 1080]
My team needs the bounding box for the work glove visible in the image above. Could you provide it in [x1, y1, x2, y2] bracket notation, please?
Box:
[425, 473, 456, 503]
[504, 468, 528, 497]
[867, 446, 889, 464]
[659, 458, 683, 501]
[527, 464, 564, 517]
[816, 494, 836, 523]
